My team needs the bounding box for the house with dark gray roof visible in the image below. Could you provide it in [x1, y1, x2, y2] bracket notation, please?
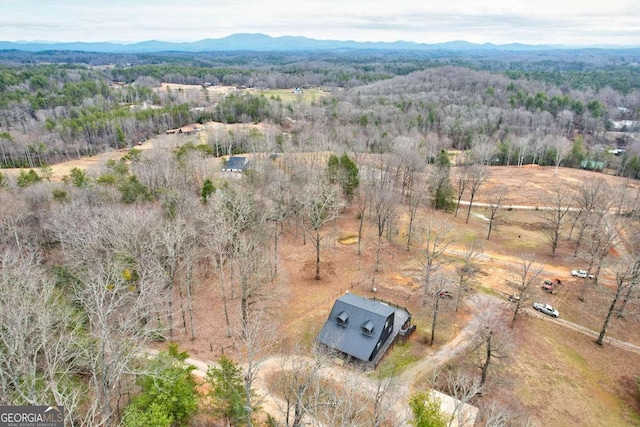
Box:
[223, 156, 249, 172]
[317, 293, 411, 366]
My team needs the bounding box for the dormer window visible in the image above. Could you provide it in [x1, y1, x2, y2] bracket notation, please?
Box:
[336, 311, 348, 326]
[361, 320, 374, 336]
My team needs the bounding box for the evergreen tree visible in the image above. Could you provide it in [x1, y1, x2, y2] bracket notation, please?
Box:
[327, 153, 359, 200]
[64, 167, 90, 188]
[201, 178, 216, 204]
[206, 355, 252, 426]
[16, 169, 41, 187]
[124, 344, 199, 427]
[430, 149, 454, 210]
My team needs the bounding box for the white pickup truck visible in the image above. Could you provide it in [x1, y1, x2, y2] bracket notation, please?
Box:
[571, 269, 594, 279]
[533, 302, 559, 318]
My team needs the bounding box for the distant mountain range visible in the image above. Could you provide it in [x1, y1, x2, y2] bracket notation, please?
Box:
[0, 33, 615, 53]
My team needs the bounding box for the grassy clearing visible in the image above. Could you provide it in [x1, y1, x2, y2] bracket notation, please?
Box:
[377, 342, 421, 377]
[506, 316, 640, 427]
[259, 87, 330, 103]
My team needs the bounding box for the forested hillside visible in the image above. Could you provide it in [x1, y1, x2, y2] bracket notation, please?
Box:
[1, 48, 640, 426]
[0, 49, 639, 172]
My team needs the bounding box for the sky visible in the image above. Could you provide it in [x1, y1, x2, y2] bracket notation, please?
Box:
[2, 0, 639, 46]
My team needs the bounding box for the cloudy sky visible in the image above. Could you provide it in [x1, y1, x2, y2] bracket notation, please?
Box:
[2, 0, 639, 46]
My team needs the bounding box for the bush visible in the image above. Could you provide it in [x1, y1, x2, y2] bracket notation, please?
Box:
[52, 188, 68, 201]
[408, 390, 447, 427]
[16, 169, 41, 187]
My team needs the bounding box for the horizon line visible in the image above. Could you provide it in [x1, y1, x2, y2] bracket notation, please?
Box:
[3, 33, 640, 49]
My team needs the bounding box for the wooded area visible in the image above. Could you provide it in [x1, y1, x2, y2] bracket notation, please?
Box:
[1, 48, 640, 426]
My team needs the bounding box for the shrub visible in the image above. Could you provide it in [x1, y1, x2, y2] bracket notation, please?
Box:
[408, 390, 447, 427]
[52, 188, 68, 201]
[16, 169, 41, 187]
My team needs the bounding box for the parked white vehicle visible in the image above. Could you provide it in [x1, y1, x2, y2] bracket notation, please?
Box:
[571, 269, 594, 279]
[533, 302, 559, 318]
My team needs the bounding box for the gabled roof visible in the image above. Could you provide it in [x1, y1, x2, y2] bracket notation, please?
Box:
[225, 156, 248, 170]
[317, 293, 395, 362]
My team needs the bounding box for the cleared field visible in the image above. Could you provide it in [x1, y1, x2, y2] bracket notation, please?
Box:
[257, 87, 330, 103]
[156, 83, 331, 104]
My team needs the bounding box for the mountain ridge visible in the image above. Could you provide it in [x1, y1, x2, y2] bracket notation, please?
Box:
[1, 33, 637, 53]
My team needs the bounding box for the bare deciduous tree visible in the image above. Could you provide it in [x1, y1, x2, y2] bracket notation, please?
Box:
[548, 134, 572, 176]
[276, 352, 325, 427]
[597, 253, 640, 345]
[570, 179, 612, 257]
[427, 273, 455, 346]
[456, 238, 484, 312]
[510, 254, 543, 326]
[465, 165, 488, 224]
[394, 138, 424, 200]
[45, 203, 170, 425]
[157, 216, 199, 339]
[355, 169, 375, 256]
[0, 249, 85, 424]
[300, 180, 346, 280]
[406, 182, 429, 251]
[471, 135, 497, 167]
[513, 136, 529, 168]
[264, 174, 294, 275]
[370, 369, 401, 427]
[538, 184, 574, 256]
[418, 215, 456, 305]
[237, 307, 279, 427]
[199, 195, 235, 338]
[579, 214, 619, 301]
[454, 161, 471, 217]
[442, 370, 483, 426]
[371, 184, 398, 272]
[485, 187, 505, 240]
[471, 297, 512, 388]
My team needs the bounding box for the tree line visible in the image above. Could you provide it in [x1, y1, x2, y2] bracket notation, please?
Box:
[0, 49, 638, 172]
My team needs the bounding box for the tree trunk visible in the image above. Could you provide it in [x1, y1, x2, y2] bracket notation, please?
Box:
[315, 229, 321, 280]
[455, 192, 463, 217]
[597, 285, 623, 345]
[407, 214, 414, 251]
[186, 264, 196, 340]
[487, 219, 494, 240]
[357, 210, 365, 256]
[430, 295, 440, 346]
[466, 193, 476, 224]
[480, 330, 492, 388]
[273, 223, 280, 275]
[375, 237, 382, 272]
[551, 228, 559, 257]
[579, 263, 595, 302]
[511, 300, 522, 327]
[617, 284, 635, 317]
